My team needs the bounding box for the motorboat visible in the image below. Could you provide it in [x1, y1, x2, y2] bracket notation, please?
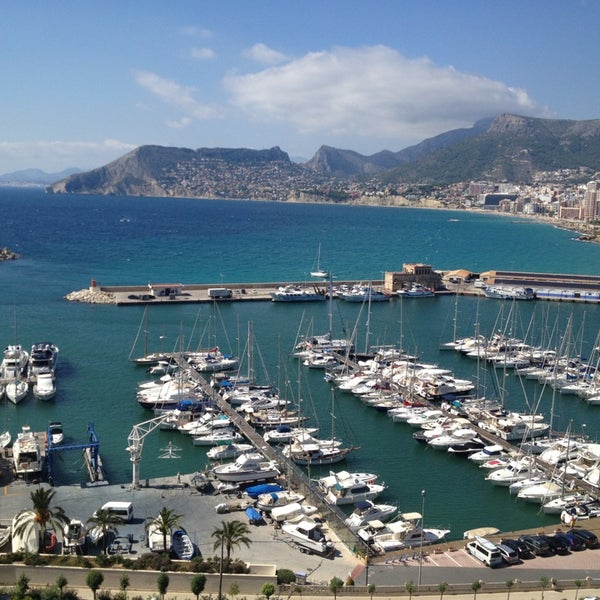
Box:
[1, 344, 29, 380]
[212, 452, 280, 483]
[191, 428, 244, 446]
[344, 500, 398, 530]
[5, 379, 28, 404]
[12, 425, 43, 477]
[516, 481, 564, 503]
[263, 425, 319, 444]
[33, 372, 56, 400]
[282, 436, 355, 466]
[507, 474, 547, 495]
[427, 428, 478, 450]
[171, 528, 194, 559]
[302, 352, 339, 369]
[324, 478, 386, 506]
[271, 285, 326, 302]
[357, 513, 450, 554]
[483, 285, 534, 300]
[396, 284, 435, 298]
[541, 492, 593, 515]
[317, 470, 378, 489]
[28, 342, 59, 376]
[206, 442, 254, 461]
[484, 458, 537, 486]
[256, 490, 306, 512]
[0, 430, 11, 450]
[271, 502, 319, 523]
[468, 444, 508, 465]
[62, 518, 86, 554]
[188, 349, 239, 373]
[293, 333, 354, 358]
[281, 518, 334, 556]
[338, 284, 390, 303]
[48, 421, 64, 445]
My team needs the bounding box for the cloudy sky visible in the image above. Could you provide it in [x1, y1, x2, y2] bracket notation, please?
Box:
[1, 0, 599, 172]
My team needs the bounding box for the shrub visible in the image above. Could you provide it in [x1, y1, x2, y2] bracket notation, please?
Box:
[276, 569, 296, 585]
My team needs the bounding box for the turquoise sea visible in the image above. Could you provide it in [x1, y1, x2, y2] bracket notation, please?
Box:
[2, 186, 600, 541]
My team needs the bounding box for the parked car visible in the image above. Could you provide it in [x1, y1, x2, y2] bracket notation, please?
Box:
[518, 534, 552, 556]
[559, 531, 586, 551]
[542, 534, 569, 554]
[501, 538, 534, 559]
[570, 528, 598, 549]
[496, 543, 520, 564]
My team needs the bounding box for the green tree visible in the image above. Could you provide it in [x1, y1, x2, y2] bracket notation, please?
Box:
[56, 575, 68, 597]
[13, 486, 69, 552]
[505, 579, 514, 600]
[212, 519, 252, 600]
[86, 570, 104, 600]
[574, 579, 583, 600]
[190, 574, 207, 600]
[472, 580, 482, 600]
[229, 581, 240, 600]
[329, 577, 344, 599]
[86, 508, 124, 554]
[211, 519, 252, 561]
[262, 582, 276, 599]
[540, 576, 549, 600]
[150, 506, 182, 554]
[439, 581, 448, 600]
[406, 581, 417, 600]
[15, 574, 30, 599]
[119, 573, 130, 597]
[157, 572, 170, 600]
[368, 583, 376, 600]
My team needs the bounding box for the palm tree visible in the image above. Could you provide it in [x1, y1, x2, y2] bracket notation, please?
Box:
[211, 519, 252, 562]
[472, 580, 482, 600]
[150, 506, 182, 554]
[439, 581, 448, 600]
[212, 520, 252, 600]
[329, 577, 343, 599]
[86, 508, 124, 554]
[13, 486, 69, 552]
[406, 581, 417, 600]
[574, 579, 583, 600]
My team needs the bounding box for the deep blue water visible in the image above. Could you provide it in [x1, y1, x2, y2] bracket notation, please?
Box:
[2, 186, 600, 540]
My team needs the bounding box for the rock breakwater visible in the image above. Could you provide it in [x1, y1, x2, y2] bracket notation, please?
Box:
[65, 288, 116, 304]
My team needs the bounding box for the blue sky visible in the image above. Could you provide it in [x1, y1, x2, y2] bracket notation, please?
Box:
[2, 0, 600, 172]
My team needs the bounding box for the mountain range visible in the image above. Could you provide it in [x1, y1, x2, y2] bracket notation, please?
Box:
[41, 113, 600, 200]
[0, 167, 81, 186]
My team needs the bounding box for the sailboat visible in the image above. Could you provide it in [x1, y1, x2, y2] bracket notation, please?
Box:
[310, 243, 329, 278]
[129, 306, 168, 365]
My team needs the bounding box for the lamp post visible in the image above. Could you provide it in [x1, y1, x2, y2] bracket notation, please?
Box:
[418, 489, 426, 587]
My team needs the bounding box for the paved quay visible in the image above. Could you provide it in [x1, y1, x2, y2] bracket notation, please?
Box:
[3, 470, 600, 599]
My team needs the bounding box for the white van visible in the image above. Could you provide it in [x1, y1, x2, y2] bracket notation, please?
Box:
[466, 536, 502, 568]
[98, 501, 134, 522]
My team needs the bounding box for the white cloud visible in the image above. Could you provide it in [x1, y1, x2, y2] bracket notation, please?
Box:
[166, 116, 192, 129]
[225, 45, 547, 145]
[180, 26, 212, 38]
[190, 47, 216, 60]
[0, 139, 136, 172]
[134, 70, 223, 120]
[243, 43, 288, 65]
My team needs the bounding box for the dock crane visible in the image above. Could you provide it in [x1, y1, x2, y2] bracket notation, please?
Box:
[126, 412, 174, 489]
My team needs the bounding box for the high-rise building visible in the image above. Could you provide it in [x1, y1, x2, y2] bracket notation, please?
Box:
[583, 181, 598, 221]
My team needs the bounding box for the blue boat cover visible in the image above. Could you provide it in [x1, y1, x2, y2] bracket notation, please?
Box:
[245, 483, 283, 498]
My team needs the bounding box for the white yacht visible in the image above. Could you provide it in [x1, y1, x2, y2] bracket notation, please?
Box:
[28, 342, 59, 376]
[344, 500, 398, 530]
[5, 379, 28, 404]
[212, 452, 280, 483]
[281, 518, 334, 556]
[33, 371, 56, 400]
[12, 425, 43, 477]
[1, 345, 29, 380]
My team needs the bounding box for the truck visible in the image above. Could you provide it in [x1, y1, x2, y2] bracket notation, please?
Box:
[207, 287, 233, 299]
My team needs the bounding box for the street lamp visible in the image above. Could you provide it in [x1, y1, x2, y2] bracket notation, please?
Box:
[418, 489, 426, 586]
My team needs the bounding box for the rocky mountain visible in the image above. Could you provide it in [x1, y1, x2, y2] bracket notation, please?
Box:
[47, 145, 319, 200]
[380, 113, 600, 184]
[0, 167, 81, 186]
[45, 114, 600, 200]
[305, 117, 493, 177]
